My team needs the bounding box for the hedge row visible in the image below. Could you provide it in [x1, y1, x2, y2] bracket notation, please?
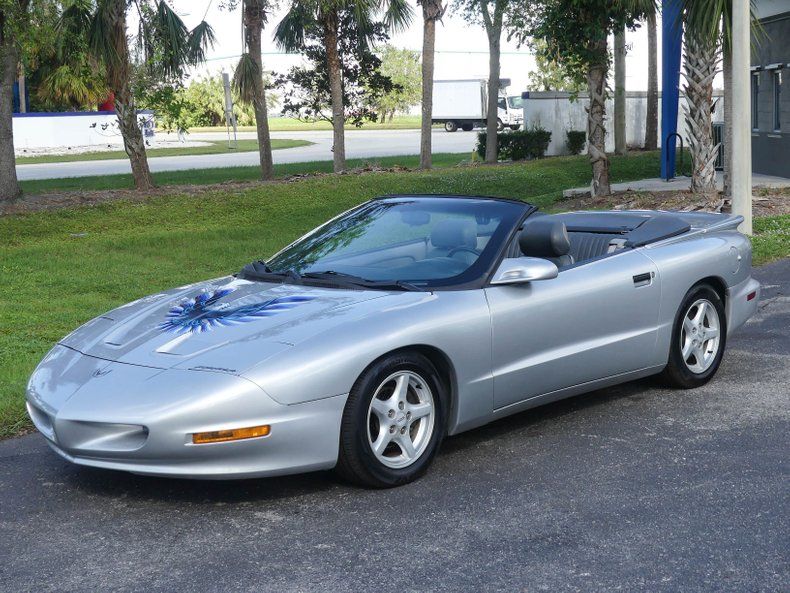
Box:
[475, 127, 552, 161]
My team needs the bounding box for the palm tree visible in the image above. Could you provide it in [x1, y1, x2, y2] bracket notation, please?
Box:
[0, 0, 32, 204]
[418, 0, 445, 169]
[614, 26, 627, 155]
[681, 0, 758, 201]
[234, 0, 275, 180]
[60, 0, 214, 191]
[275, 0, 412, 173]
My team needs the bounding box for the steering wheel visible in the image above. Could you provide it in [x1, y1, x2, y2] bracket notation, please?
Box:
[447, 246, 481, 259]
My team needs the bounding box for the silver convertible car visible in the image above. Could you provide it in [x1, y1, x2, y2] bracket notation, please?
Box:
[27, 195, 760, 487]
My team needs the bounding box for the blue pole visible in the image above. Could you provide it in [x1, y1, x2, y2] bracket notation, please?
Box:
[661, 0, 683, 179]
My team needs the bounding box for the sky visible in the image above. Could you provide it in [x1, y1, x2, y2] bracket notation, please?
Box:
[169, 1, 664, 100]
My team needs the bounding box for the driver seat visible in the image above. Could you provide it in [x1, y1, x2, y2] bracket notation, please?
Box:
[519, 218, 575, 268]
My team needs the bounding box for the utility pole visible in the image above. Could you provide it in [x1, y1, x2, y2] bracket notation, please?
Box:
[731, 0, 752, 234]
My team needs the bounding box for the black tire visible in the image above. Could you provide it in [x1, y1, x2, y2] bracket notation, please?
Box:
[336, 351, 448, 488]
[659, 284, 727, 389]
[461, 123, 474, 132]
[444, 121, 458, 132]
[510, 125, 520, 131]
[496, 118, 504, 131]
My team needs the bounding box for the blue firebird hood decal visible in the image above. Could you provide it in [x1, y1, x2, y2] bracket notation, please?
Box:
[158, 289, 316, 335]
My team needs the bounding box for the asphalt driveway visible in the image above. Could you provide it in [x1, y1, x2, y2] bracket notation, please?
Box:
[1, 260, 787, 593]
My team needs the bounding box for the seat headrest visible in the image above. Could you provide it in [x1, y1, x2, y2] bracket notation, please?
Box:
[519, 218, 571, 257]
[431, 219, 477, 250]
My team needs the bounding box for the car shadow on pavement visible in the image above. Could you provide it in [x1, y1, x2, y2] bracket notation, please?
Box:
[59, 376, 659, 505]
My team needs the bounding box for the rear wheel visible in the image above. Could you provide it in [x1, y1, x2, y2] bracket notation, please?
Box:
[444, 121, 458, 132]
[461, 122, 474, 132]
[659, 284, 727, 388]
[336, 352, 447, 488]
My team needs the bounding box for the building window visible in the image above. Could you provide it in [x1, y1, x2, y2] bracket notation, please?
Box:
[773, 70, 782, 132]
[752, 72, 760, 130]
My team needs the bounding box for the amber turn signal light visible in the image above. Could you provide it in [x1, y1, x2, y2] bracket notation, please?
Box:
[192, 424, 271, 444]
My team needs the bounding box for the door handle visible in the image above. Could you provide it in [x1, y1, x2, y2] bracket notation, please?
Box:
[633, 272, 653, 287]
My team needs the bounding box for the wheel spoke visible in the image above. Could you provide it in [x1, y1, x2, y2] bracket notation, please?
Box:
[681, 337, 694, 359]
[392, 374, 410, 402]
[397, 434, 416, 459]
[693, 301, 707, 325]
[705, 327, 719, 339]
[370, 397, 391, 421]
[683, 316, 695, 335]
[372, 432, 391, 456]
[409, 402, 432, 421]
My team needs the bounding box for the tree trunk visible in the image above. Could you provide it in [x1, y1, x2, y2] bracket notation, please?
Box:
[485, 28, 501, 163]
[722, 42, 732, 200]
[419, 10, 436, 169]
[0, 38, 20, 203]
[107, 0, 153, 190]
[323, 9, 345, 173]
[644, 9, 658, 150]
[587, 44, 610, 197]
[245, 0, 274, 181]
[614, 27, 627, 155]
[683, 35, 719, 200]
[17, 64, 25, 113]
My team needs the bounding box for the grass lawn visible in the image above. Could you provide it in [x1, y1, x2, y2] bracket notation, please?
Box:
[189, 115, 428, 133]
[15, 139, 311, 165]
[1, 150, 786, 439]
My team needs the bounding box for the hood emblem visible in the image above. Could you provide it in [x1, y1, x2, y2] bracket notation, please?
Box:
[158, 289, 315, 335]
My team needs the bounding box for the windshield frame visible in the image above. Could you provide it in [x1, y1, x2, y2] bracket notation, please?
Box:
[248, 195, 536, 291]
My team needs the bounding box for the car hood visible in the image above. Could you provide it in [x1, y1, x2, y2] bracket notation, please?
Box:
[60, 276, 395, 373]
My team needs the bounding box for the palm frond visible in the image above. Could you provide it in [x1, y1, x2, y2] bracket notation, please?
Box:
[88, 0, 121, 70]
[233, 52, 260, 105]
[187, 20, 217, 65]
[154, 0, 190, 78]
[274, 1, 313, 51]
[381, 0, 413, 33]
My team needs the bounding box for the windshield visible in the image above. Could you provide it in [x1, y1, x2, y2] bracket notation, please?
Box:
[507, 96, 524, 110]
[255, 197, 527, 289]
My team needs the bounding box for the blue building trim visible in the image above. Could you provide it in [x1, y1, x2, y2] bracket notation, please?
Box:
[12, 110, 154, 118]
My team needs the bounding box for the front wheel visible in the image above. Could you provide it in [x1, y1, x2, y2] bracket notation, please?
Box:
[496, 118, 504, 131]
[659, 284, 727, 388]
[336, 352, 447, 487]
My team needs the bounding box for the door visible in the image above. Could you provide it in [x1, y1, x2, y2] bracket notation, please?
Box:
[485, 250, 661, 410]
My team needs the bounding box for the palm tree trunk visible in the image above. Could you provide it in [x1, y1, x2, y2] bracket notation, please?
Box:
[107, 0, 153, 191]
[323, 9, 345, 173]
[587, 41, 610, 197]
[614, 27, 627, 155]
[683, 35, 719, 200]
[245, 0, 274, 181]
[419, 9, 436, 169]
[17, 64, 25, 113]
[0, 37, 20, 203]
[644, 9, 658, 150]
[484, 26, 501, 163]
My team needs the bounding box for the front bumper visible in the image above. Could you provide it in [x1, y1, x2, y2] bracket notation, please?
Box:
[27, 346, 347, 479]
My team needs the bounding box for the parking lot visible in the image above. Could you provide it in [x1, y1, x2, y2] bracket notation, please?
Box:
[1, 259, 787, 593]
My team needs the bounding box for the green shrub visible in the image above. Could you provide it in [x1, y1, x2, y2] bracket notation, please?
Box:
[566, 130, 586, 155]
[475, 126, 552, 161]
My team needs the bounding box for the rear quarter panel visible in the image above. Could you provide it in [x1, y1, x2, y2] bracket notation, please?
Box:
[640, 230, 753, 367]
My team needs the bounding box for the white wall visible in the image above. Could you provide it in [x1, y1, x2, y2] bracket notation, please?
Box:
[522, 91, 724, 156]
[12, 111, 155, 150]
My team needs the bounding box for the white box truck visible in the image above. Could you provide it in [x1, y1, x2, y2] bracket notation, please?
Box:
[432, 78, 523, 132]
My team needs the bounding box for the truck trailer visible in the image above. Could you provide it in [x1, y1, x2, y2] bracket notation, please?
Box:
[431, 79, 523, 132]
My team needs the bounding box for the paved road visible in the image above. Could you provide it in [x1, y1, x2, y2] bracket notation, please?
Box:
[1, 260, 787, 593]
[16, 129, 477, 181]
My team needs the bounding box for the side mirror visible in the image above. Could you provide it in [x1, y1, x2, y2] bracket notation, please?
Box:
[490, 257, 559, 285]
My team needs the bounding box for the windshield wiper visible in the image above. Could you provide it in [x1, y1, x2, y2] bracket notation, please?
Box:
[304, 271, 423, 292]
[239, 261, 304, 284]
